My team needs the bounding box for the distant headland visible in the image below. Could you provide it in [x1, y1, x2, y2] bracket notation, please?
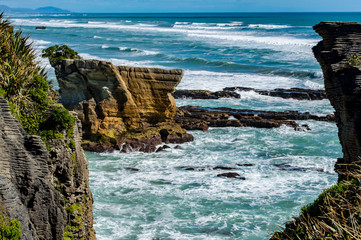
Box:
[0, 5, 71, 14]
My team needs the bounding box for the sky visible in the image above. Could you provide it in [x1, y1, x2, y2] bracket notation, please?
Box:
[1, 0, 361, 13]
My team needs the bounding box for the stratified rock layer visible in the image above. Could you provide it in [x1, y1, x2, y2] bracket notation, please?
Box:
[52, 59, 193, 153]
[175, 105, 334, 132]
[0, 97, 95, 240]
[313, 21, 361, 179]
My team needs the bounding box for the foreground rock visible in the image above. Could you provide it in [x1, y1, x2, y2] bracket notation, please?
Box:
[272, 21, 361, 239]
[173, 89, 240, 99]
[0, 97, 95, 239]
[224, 87, 327, 100]
[51, 59, 193, 153]
[313, 22, 361, 180]
[175, 105, 334, 131]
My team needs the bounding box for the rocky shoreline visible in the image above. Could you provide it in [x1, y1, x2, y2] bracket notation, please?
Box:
[175, 105, 334, 132]
[51, 57, 332, 153]
[173, 87, 327, 100]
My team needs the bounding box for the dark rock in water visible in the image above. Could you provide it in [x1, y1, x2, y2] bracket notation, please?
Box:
[185, 167, 197, 171]
[237, 163, 254, 167]
[174, 145, 183, 149]
[124, 167, 140, 172]
[156, 145, 170, 152]
[174, 105, 334, 132]
[180, 166, 236, 171]
[223, 87, 327, 100]
[217, 172, 246, 180]
[173, 89, 240, 99]
[313, 21, 361, 180]
[213, 166, 237, 170]
[274, 163, 325, 173]
[35, 26, 46, 30]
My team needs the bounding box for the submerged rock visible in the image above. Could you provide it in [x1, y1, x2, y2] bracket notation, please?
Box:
[274, 163, 325, 173]
[237, 163, 254, 167]
[51, 59, 193, 153]
[223, 87, 327, 100]
[217, 172, 246, 180]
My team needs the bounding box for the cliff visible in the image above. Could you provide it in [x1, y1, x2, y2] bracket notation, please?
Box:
[313, 21, 361, 180]
[51, 59, 193, 153]
[0, 97, 95, 240]
[272, 21, 361, 239]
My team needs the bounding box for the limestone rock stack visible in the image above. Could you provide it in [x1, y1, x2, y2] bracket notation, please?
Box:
[52, 59, 193, 153]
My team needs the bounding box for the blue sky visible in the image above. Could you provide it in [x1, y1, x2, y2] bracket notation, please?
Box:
[1, 0, 361, 13]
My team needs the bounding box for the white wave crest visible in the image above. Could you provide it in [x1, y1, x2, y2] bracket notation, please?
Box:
[248, 24, 292, 29]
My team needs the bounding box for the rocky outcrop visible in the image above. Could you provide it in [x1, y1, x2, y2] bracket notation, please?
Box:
[313, 21, 361, 180]
[223, 87, 327, 100]
[175, 105, 334, 132]
[0, 97, 95, 239]
[173, 89, 240, 99]
[52, 59, 193, 153]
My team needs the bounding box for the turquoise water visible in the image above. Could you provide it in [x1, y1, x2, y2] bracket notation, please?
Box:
[8, 12, 361, 239]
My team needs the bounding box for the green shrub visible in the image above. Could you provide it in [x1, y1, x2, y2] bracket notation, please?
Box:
[0, 213, 21, 240]
[41, 44, 82, 64]
[272, 172, 361, 240]
[345, 54, 360, 67]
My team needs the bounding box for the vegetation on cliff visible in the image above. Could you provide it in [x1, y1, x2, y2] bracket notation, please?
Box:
[272, 165, 361, 239]
[0, 212, 21, 240]
[0, 13, 75, 143]
[0, 13, 94, 239]
[42, 44, 82, 64]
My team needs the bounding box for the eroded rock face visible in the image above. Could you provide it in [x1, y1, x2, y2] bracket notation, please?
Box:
[52, 59, 193, 152]
[0, 97, 95, 240]
[313, 22, 361, 179]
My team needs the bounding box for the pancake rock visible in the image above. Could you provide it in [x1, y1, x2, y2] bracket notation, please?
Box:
[313, 21, 361, 180]
[52, 59, 193, 153]
[0, 97, 95, 239]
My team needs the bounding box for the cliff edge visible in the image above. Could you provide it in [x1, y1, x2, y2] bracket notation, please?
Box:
[272, 21, 361, 239]
[51, 59, 193, 153]
[313, 21, 361, 180]
[0, 97, 95, 240]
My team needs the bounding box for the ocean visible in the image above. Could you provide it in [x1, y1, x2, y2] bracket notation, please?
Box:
[8, 12, 361, 239]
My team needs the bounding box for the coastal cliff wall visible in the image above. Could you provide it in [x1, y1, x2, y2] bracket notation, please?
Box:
[313, 21, 361, 180]
[0, 97, 95, 240]
[52, 59, 193, 153]
[272, 21, 361, 239]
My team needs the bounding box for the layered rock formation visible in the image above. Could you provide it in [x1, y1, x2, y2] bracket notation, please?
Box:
[313, 21, 361, 180]
[272, 21, 361, 239]
[52, 59, 193, 153]
[0, 97, 95, 239]
[175, 105, 334, 132]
